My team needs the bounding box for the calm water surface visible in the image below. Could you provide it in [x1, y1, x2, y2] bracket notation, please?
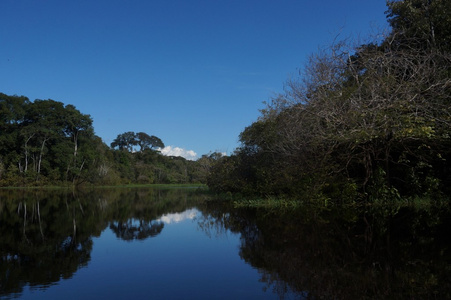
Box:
[0, 188, 450, 299]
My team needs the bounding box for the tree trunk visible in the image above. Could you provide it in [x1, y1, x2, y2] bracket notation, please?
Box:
[24, 133, 34, 173]
[37, 137, 48, 176]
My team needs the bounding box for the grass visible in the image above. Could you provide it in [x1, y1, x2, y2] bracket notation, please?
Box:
[0, 183, 208, 190]
[233, 197, 303, 209]
[0, 185, 73, 190]
[94, 183, 208, 190]
[230, 192, 450, 210]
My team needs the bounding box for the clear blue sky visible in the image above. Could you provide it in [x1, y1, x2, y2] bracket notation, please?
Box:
[1, 0, 389, 159]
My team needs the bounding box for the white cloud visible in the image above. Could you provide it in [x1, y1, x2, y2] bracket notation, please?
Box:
[158, 146, 198, 160]
[157, 209, 198, 224]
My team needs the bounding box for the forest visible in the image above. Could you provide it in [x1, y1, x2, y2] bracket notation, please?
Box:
[207, 0, 451, 201]
[2, 1, 451, 202]
[0, 94, 221, 186]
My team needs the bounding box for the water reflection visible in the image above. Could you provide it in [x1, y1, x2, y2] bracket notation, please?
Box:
[0, 188, 203, 298]
[0, 198, 93, 297]
[197, 202, 451, 299]
[109, 219, 164, 241]
[157, 208, 198, 224]
[0, 188, 450, 299]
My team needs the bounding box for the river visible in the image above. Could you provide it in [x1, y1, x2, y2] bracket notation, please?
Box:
[0, 187, 450, 299]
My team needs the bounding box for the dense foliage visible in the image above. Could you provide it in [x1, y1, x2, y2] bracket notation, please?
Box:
[207, 0, 451, 200]
[0, 94, 220, 186]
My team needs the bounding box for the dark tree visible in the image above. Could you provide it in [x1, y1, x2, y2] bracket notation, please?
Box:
[207, 0, 451, 199]
[386, 0, 451, 52]
[136, 132, 164, 152]
[111, 131, 138, 152]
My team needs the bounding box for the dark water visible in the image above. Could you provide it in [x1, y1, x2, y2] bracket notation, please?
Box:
[0, 188, 450, 299]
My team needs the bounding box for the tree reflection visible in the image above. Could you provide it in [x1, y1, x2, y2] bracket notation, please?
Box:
[197, 201, 451, 299]
[0, 187, 202, 298]
[110, 219, 164, 241]
[0, 192, 95, 297]
[2, 188, 448, 299]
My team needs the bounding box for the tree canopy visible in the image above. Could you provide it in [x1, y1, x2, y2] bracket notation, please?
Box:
[0, 94, 97, 184]
[0, 95, 207, 186]
[110, 131, 164, 152]
[207, 0, 451, 200]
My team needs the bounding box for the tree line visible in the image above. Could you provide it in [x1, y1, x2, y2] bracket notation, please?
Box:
[0, 94, 221, 186]
[207, 0, 451, 201]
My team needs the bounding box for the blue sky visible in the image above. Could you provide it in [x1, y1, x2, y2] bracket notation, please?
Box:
[1, 0, 389, 159]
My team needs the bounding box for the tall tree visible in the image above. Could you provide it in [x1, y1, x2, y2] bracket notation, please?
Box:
[0, 93, 29, 127]
[0, 94, 30, 179]
[136, 132, 164, 152]
[60, 104, 94, 182]
[386, 0, 451, 52]
[23, 100, 67, 176]
[111, 132, 138, 152]
[208, 1, 451, 198]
